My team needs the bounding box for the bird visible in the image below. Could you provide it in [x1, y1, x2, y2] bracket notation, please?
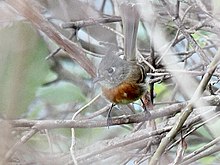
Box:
[95, 2, 150, 126]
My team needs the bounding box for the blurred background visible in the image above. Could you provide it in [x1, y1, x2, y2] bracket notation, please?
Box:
[1, 0, 220, 164]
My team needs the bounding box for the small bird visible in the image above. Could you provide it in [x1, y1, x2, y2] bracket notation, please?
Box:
[97, 53, 147, 105]
[95, 52, 149, 126]
[95, 2, 150, 126]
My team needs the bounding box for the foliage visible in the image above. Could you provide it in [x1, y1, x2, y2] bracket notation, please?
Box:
[1, 0, 220, 165]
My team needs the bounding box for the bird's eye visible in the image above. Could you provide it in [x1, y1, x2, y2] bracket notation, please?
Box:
[107, 67, 115, 74]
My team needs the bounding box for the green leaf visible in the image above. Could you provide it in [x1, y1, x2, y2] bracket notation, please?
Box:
[37, 81, 86, 104]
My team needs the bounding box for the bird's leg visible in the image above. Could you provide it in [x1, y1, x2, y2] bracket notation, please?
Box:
[140, 98, 151, 118]
[107, 104, 115, 128]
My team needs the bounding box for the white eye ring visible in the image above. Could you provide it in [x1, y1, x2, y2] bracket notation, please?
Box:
[107, 67, 115, 74]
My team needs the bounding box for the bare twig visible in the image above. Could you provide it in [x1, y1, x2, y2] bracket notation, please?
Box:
[180, 144, 220, 165]
[45, 31, 76, 60]
[75, 127, 171, 163]
[6, 0, 96, 77]
[66, 106, 215, 164]
[7, 94, 220, 130]
[61, 16, 121, 29]
[70, 93, 101, 164]
[7, 102, 187, 129]
[166, 111, 220, 151]
[161, 0, 210, 64]
[149, 48, 220, 165]
[3, 129, 38, 163]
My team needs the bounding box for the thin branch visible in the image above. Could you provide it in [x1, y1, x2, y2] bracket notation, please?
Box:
[6, 0, 96, 77]
[70, 93, 101, 164]
[166, 111, 220, 152]
[86, 104, 112, 119]
[180, 144, 220, 165]
[182, 135, 220, 164]
[6, 94, 220, 130]
[61, 16, 121, 29]
[45, 31, 76, 60]
[174, 0, 180, 20]
[66, 106, 214, 164]
[161, 0, 210, 64]
[7, 102, 187, 129]
[3, 129, 38, 163]
[149, 48, 220, 165]
[75, 127, 172, 163]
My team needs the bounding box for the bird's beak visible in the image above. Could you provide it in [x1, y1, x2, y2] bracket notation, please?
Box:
[93, 76, 104, 84]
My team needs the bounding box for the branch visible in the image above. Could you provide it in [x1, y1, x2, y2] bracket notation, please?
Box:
[62, 106, 215, 164]
[4, 95, 220, 163]
[180, 144, 220, 165]
[2, 129, 38, 163]
[149, 47, 220, 165]
[61, 16, 121, 29]
[161, 0, 210, 64]
[6, 0, 96, 77]
[74, 127, 171, 164]
[7, 102, 187, 129]
[181, 136, 220, 164]
[5, 94, 220, 130]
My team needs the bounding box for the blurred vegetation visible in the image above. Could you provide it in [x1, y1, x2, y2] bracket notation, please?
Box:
[0, 22, 50, 118]
[1, 0, 220, 165]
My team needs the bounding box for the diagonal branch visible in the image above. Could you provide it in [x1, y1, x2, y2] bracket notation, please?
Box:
[3, 129, 38, 163]
[149, 48, 220, 165]
[6, 0, 96, 77]
[161, 0, 210, 64]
